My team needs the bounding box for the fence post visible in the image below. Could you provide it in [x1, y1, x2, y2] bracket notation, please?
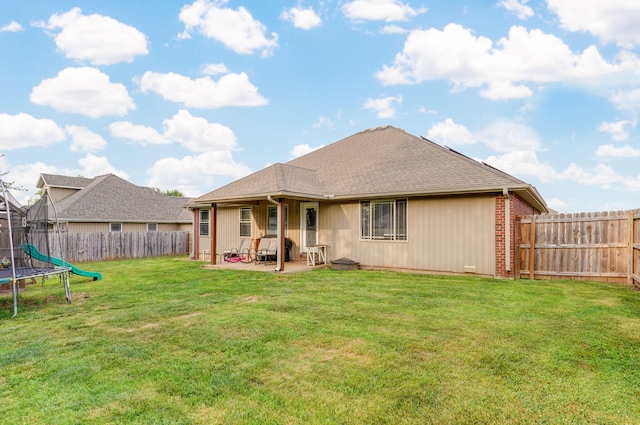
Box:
[529, 215, 536, 280]
[628, 210, 634, 284]
[514, 216, 521, 279]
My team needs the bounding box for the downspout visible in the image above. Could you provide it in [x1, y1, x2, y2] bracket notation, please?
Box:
[503, 188, 511, 273]
[267, 196, 282, 272]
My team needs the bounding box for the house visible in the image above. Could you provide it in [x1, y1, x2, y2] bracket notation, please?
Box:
[187, 126, 548, 277]
[36, 173, 193, 233]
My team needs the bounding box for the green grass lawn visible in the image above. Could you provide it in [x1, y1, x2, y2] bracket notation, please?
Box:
[1, 257, 639, 424]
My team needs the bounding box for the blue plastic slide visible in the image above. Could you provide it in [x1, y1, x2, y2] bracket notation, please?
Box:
[21, 244, 102, 281]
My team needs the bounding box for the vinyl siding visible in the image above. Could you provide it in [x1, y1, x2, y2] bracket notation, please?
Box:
[67, 222, 110, 232]
[47, 187, 80, 203]
[213, 201, 302, 258]
[215, 206, 254, 255]
[320, 196, 496, 275]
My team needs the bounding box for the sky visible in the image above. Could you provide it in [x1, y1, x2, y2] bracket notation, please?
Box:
[1, 0, 640, 213]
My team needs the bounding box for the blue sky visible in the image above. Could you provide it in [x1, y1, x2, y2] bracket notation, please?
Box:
[1, 0, 640, 213]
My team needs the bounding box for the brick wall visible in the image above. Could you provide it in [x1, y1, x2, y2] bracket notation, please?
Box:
[495, 193, 539, 278]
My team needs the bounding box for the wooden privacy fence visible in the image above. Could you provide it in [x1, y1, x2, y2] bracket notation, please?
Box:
[47, 231, 191, 263]
[516, 210, 640, 287]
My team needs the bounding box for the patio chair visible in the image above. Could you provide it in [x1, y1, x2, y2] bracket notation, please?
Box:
[255, 236, 278, 265]
[224, 239, 251, 263]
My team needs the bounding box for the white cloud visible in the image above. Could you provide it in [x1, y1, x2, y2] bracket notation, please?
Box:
[146, 151, 251, 197]
[178, 0, 278, 57]
[595, 144, 640, 158]
[479, 81, 533, 100]
[0, 113, 66, 150]
[1, 21, 24, 32]
[36, 7, 147, 65]
[146, 109, 252, 195]
[342, 0, 427, 22]
[376, 24, 634, 96]
[109, 121, 170, 145]
[484, 150, 558, 183]
[2, 156, 127, 205]
[546, 197, 568, 212]
[380, 25, 408, 34]
[65, 125, 107, 152]
[201, 63, 229, 75]
[484, 145, 640, 194]
[281, 7, 322, 30]
[30, 67, 135, 118]
[428, 117, 541, 152]
[477, 120, 542, 152]
[363, 95, 402, 118]
[291, 144, 324, 157]
[138, 71, 268, 109]
[162, 109, 237, 153]
[547, 0, 640, 48]
[425, 118, 640, 196]
[622, 174, 640, 191]
[426, 118, 475, 145]
[78, 153, 129, 180]
[4, 162, 62, 204]
[597, 119, 636, 141]
[312, 116, 335, 128]
[498, 0, 533, 20]
[559, 163, 623, 189]
[427, 119, 559, 184]
[610, 88, 640, 110]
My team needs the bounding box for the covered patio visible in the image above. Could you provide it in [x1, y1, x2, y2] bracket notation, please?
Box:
[199, 258, 324, 273]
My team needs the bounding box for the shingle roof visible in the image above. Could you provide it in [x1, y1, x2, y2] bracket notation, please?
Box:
[37, 174, 94, 190]
[49, 174, 192, 223]
[190, 126, 547, 212]
[195, 163, 324, 201]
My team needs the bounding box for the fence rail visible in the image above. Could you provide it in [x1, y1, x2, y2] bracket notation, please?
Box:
[516, 210, 640, 287]
[47, 231, 191, 263]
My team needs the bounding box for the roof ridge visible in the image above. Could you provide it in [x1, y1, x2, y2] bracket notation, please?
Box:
[357, 125, 403, 135]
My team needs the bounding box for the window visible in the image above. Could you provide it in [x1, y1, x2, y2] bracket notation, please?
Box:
[240, 207, 252, 237]
[199, 209, 209, 236]
[360, 199, 407, 241]
[267, 205, 288, 235]
[147, 223, 157, 232]
[110, 223, 122, 233]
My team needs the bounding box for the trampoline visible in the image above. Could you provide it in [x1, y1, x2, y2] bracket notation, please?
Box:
[1, 180, 71, 317]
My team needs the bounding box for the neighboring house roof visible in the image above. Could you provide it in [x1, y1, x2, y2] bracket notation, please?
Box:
[190, 126, 548, 212]
[43, 174, 192, 223]
[37, 174, 94, 190]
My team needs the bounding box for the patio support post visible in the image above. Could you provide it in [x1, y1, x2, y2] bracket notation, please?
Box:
[278, 198, 285, 272]
[210, 203, 217, 265]
[267, 196, 283, 272]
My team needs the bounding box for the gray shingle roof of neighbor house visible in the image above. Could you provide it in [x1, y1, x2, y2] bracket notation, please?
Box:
[189, 125, 548, 213]
[37, 174, 94, 190]
[43, 174, 193, 223]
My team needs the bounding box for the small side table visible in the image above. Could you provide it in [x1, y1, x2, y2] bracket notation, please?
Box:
[307, 244, 328, 266]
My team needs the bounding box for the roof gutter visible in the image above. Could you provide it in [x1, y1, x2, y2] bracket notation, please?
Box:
[266, 196, 282, 272]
